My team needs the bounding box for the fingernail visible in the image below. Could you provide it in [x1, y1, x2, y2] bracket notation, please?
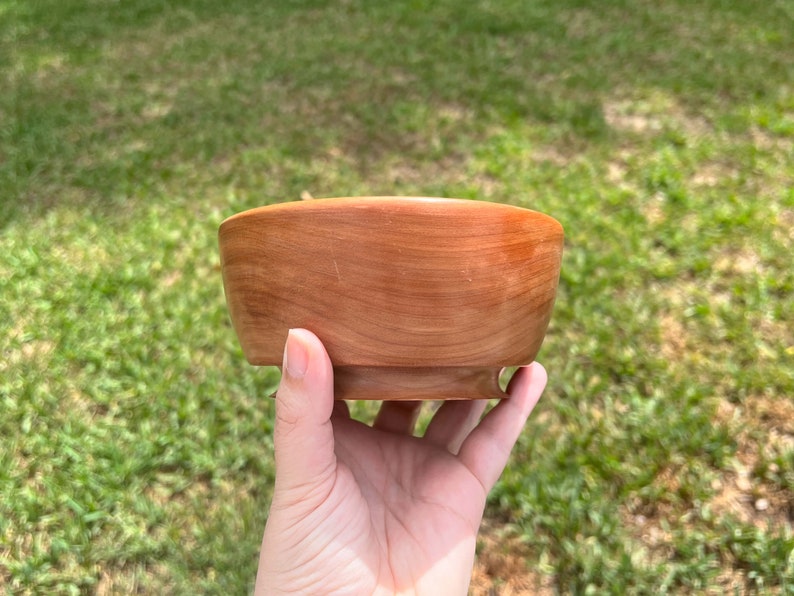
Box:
[283, 329, 309, 379]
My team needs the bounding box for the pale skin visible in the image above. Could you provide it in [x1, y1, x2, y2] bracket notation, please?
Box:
[255, 329, 547, 595]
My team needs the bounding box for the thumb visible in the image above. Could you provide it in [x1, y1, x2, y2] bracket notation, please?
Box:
[273, 328, 336, 492]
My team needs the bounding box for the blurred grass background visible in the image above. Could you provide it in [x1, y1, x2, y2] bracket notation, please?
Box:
[2, 0, 793, 593]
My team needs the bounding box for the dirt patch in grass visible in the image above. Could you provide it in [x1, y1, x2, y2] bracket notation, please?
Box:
[0, 335, 57, 374]
[620, 390, 794, 585]
[471, 519, 553, 595]
[656, 284, 726, 365]
[775, 208, 794, 244]
[604, 100, 663, 135]
[640, 192, 667, 226]
[384, 153, 468, 190]
[750, 126, 794, 154]
[713, 396, 794, 530]
[659, 311, 691, 362]
[95, 568, 142, 596]
[713, 244, 763, 276]
[530, 145, 571, 168]
[603, 93, 712, 139]
[690, 161, 740, 188]
[95, 562, 175, 596]
[622, 473, 754, 593]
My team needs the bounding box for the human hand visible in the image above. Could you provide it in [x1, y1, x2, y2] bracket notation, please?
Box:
[255, 329, 547, 595]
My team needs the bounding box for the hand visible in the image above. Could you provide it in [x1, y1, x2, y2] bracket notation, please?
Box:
[255, 329, 547, 595]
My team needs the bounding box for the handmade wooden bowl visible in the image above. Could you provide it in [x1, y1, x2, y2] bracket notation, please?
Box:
[219, 197, 563, 401]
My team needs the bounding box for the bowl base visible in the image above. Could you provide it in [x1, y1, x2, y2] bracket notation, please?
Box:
[333, 366, 509, 401]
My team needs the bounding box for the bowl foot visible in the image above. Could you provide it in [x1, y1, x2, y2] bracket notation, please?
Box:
[332, 366, 509, 401]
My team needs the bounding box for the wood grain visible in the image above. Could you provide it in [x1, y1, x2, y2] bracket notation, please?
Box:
[219, 197, 563, 400]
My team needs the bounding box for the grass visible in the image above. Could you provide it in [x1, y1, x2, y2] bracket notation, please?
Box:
[2, 0, 793, 593]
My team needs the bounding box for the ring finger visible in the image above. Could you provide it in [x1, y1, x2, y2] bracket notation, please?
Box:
[372, 400, 423, 435]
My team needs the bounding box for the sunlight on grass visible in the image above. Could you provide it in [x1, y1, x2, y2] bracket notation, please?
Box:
[3, 0, 793, 592]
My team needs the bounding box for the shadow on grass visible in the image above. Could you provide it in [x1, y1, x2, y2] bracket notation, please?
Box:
[4, 0, 792, 228]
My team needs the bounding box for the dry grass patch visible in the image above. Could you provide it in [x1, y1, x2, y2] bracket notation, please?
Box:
[712, 396, 794, 532]
[604, 100, 663, 136]
[690, 161, 740, 188]
[471, 520, 553, 596]
[1, 338, 56, 372]
[750, 125, 794, 153]
[712, 244, 763, 276]
[774, 208, 794, 244]
[530, 145, 571, 167]
[95, 561, 176, 596]
[659, 311, 692, 362]
[604, 92, 712, 140]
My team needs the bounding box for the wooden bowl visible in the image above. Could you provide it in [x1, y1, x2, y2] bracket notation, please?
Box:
[218, 197, 563, 400]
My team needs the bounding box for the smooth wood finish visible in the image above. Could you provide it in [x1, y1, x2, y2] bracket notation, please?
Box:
[219, 197, 563, 400]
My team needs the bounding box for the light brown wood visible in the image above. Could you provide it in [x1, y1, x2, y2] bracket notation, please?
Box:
[219, 197, 563, 400]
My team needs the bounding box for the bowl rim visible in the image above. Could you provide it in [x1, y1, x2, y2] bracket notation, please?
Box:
[219, 196, 563, 233]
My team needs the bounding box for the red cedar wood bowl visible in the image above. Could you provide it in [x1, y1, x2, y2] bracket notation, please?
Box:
[218, 197, 563, 401]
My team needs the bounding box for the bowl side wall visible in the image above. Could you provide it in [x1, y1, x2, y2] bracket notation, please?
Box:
[219, 198, 562, 367]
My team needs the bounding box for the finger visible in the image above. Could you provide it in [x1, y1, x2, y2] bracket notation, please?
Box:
[423, 399, 489, 454]
[273, 329, 336, 491]
[372, 400, 423, 435]
[332, 399, 351, 419]
[457, 362, 547, 492]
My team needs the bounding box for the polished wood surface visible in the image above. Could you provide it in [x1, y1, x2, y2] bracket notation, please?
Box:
[219, 197, 563, 400]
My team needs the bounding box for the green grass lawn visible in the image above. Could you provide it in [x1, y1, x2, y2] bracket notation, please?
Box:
[3, 0, 793, 593]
